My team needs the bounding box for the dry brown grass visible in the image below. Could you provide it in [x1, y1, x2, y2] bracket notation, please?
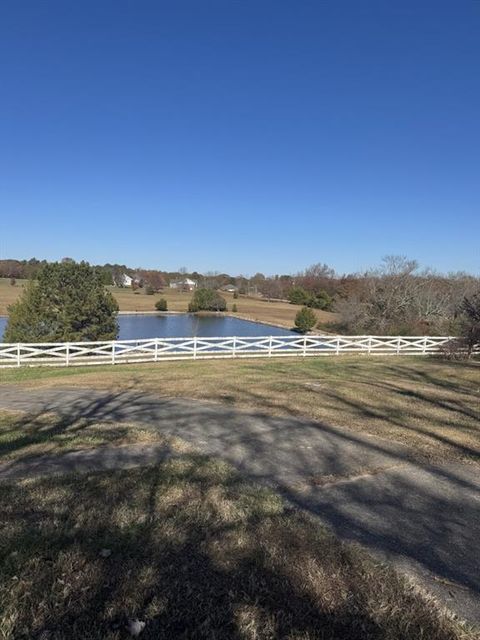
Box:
[0, 278, 28, 315]
[0, 410, 191, 463]
[0, 279, 337, 328]
[109, 285, 192, 313]
[2, 356, 479, 465]
[0, 455, 473, 639]
[222, 291, 337, 328]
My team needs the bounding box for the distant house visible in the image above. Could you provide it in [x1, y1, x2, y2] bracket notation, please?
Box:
[221, 285, 237, 293]
[169, 278, 197, 291]
[118, 273, 133, 287]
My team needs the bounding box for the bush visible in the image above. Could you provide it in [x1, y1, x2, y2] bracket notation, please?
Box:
[288, 287, 333, 310]
[232, 303, 238, 312]
[4, 262, 118, 342]
[155, 298, 168, 311]
[309, 290, 333, 310]
[188, 288, 227, 312]
[294, 307, 316, 333]
[233, 290, 239, 299]
[145, 285, 154, 295]
[9, 278, 16, 286]
[288, 287, 311, 305]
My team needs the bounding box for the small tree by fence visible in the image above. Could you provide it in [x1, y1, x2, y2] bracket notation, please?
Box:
[294, 307, 316, 333]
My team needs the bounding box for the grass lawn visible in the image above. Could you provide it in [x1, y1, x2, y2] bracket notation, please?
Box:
[0, 278, 337, 328]
[1, 356, 478, 466]
[0, 449, 473, 639]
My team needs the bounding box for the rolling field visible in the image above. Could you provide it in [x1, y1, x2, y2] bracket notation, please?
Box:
[0, 279, 337, 329]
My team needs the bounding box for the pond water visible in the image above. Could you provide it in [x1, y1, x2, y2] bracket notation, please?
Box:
[0, 314, 293, 342]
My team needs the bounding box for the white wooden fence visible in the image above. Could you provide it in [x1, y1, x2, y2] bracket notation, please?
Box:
[0, 334, 471, 368]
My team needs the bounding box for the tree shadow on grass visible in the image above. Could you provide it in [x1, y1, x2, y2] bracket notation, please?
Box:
[0, 459, 468, 640]
[0, 378, 479, 627]
[0, 388, 148, 464]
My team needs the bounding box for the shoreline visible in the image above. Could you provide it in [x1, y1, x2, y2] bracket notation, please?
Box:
[117, 311, 184, 316]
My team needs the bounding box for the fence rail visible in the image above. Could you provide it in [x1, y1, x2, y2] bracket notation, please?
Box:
[0, 334, 475, 368]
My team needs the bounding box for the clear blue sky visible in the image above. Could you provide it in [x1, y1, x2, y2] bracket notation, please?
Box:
[0, 1, 479, 276]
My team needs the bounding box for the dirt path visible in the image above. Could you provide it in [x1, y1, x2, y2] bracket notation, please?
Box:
[0, 385, 479, 626]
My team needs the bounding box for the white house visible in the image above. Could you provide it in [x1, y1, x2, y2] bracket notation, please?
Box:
[118, 273, 133, 287]
[169, 278, 197, 291]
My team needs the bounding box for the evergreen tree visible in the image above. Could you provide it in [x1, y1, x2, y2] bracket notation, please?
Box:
[294, 307, 316, 333]
[4, 262, 118, 342]
[155, 298, 168, 311]
[188, 288, 226, 312]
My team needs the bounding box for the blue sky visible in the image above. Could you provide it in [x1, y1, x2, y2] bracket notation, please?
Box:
[0, 1, 479, 276]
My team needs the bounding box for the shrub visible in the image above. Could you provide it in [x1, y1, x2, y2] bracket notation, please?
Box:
[232, 303, 238, 312]
[188, 288, 227, 312]
[155, 298, 168, 311]
[288, 287, 311, 305]
[309, 290, 333, 310]
[4, 262, 118, 342]
[233, 290, 239, 299]
[9, 278, 16, 286]
[145, 285, 154, 295]
[294, 307, 316, 333]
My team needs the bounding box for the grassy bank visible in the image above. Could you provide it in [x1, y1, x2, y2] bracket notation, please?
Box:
[1, 356, 478, 465]
[0, 453, 472, 639]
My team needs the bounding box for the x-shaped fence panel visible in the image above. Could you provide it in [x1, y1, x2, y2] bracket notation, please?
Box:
[0, 334, 477, 367]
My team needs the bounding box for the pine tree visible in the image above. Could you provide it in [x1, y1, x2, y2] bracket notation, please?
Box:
[4, 262, 119, 342]
[294, 307, 316, 333]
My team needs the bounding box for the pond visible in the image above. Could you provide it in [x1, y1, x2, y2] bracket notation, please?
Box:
[0, 314, 294, 342]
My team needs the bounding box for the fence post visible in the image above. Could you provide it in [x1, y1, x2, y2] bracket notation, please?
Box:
[396, 337, 401, 355]
[232, 336, 236, 358]
[111, 341, 116, 365]
[154, 338, 159, 362]
[422, 336, 428, 355]
[193, 336, 197, 359]
[268, 336, 273, 357]
[367, 336, 372, 355]
[336, 337, 340, 356]
[66, 343, 70, 367]
[17, 344, 21, 367]
[303, 335, 307, 356]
